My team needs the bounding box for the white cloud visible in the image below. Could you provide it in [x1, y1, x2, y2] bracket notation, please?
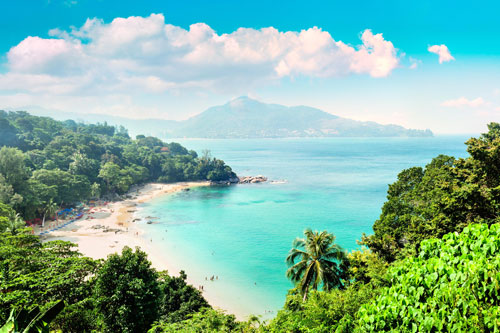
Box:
[3, 14, 400, 92]
[428, 44, 454, 64]
[0, 13, 403, 118]
[441, 97, 487, 108]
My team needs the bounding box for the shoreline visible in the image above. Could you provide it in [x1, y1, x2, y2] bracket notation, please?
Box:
[39, 182, 240, 311]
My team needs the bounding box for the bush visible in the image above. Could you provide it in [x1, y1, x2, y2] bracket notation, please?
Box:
[357, 224, 500, 332]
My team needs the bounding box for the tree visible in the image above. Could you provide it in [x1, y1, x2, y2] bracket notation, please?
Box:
[0, 233, 98, 327]
[0, 174, 23, 207]
[346, 248, 388, 288]
[98, 162, 121, 194]
[69, 152, 100, 183]
[31, 169, 91, 206]
[0, 147, 28, 192]
[94, 247, 161, 333]
[286, 229, 348, 301]
[90, 182, 101, 199]
[4, 213, 25, 235]
[41, 199, 58, 227]
[157, 270, 209, 323]
[0, 202, 24, 233]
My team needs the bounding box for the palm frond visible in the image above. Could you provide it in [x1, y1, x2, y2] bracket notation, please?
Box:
[285, 249, 310, 265]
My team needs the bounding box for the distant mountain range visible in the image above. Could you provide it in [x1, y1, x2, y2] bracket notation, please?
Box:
[6, 97, 433, 138]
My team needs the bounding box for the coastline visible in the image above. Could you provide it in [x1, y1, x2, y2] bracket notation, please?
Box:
[42, 182, 209, 261]
[39, 182, 236, 310]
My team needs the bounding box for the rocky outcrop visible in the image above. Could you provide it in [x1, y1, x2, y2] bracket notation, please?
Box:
[238, 175, 268, 184]
[210, 175, 268, 185]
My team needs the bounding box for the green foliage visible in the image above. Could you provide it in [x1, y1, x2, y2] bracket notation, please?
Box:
[0, 229, 213, 332]
[0, 175, 23, 207]
[1, 300, 65, 333]
[0, 231, 99, 330]
[149, 308, 251, 333]
[50, 298, 99, 333]
[364, 124, 500, 262]
[0, 147, 28, 192]
[94, 247, 161, 333]
[157, 270, 209, 323]
[0, 111, 236, 219]
[357, 223, 500, 332]
[268, 284, 379, 333]
[346, 248, 389, 288]
[0, 203, 22, 233]
[286, 229, 348, 300]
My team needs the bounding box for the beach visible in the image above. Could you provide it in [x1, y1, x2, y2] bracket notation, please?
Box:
[40, 180, 273, 320]
[41, 182, 207, 261]
[39, 182, 232, 306]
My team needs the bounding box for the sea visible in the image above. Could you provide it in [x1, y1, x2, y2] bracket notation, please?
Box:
[135, 136, 471, 319]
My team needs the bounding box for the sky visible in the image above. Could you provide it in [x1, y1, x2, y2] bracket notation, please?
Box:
[0, 0, 499, 133]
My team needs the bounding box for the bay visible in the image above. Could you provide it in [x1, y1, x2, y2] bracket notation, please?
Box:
[137, 136, 471, 318]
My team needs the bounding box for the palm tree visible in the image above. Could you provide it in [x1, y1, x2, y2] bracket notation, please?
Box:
[286, 228, 347, 301]
[41, 199, 58, 228]
[5, 212, 25, 235]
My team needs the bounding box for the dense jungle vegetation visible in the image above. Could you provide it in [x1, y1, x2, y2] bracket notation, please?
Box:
[1, 117, 500, 332]
[0, 110, 236, 221]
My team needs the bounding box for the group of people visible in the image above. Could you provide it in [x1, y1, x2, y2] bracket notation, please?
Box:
[206, 275, 218, 281]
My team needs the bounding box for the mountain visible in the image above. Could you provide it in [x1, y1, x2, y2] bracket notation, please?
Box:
[168, 97, 433, 138]
[6, 97, 432, 138]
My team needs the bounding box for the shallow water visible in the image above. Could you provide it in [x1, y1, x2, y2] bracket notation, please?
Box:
[136, 136, 470, 318]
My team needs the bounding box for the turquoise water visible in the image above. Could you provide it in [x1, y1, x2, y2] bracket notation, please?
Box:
[137, 136, 471, 318]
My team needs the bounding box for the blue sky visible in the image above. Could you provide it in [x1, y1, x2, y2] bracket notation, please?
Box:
[0, 0, 499, 133]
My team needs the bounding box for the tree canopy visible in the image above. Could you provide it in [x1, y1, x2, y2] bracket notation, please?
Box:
[0, 111, 236, 220]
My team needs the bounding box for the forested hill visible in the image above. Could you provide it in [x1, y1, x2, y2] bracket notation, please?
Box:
[0, 110, 236, 219]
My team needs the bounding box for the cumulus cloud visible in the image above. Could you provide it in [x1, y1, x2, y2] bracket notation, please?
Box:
[428, 44, 454, 64]
[441, 97, 487, 108]
[0, 13, 402, 117]
[3, 14, 400, 90]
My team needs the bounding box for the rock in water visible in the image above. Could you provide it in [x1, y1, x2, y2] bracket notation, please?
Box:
[238, 175, 268, 184]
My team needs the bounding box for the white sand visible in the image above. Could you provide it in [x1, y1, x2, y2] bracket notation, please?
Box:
[41, 181, 257, 319]
[41, 182, 208, 262]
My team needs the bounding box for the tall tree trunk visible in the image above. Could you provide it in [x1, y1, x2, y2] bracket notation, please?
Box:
[42, 213, 46, 228]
